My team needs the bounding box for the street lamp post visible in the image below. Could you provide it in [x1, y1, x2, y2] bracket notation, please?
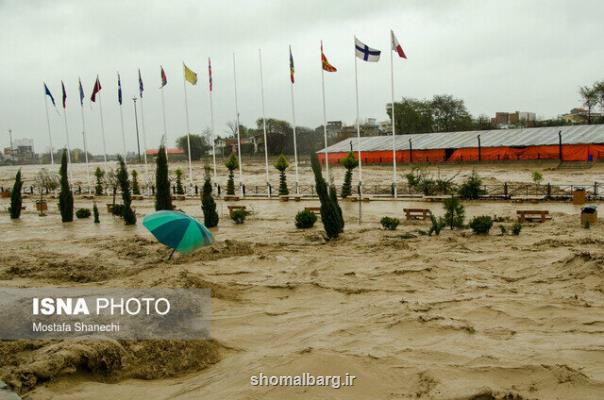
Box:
[132, 97, 141, 163]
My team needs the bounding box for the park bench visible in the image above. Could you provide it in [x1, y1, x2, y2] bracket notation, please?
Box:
[223, 194, 240, 201]
[227, 205, 247, 217]
[511, 195, 545, 204]
[304, 207, 321, 217]
[516, 210, 551, 223]
[403, 208, 432, 221]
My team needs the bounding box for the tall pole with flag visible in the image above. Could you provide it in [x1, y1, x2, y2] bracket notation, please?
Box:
[43, 83, 56, 165]
[139, 69, 149, 192]
[117, 73, 127, 162]
[208, 58, 217, 180]
[78, 78, 91, 193]
[390, 30, 407, 198]
[258, 49, 270, 196]
[289, 45, 299, 194]
[159, 66, 168, 161]
[91, 75, 108, 169]
[232, 52, 244, 196]
[354, 37, 381, 196]
[183, 63, 197, 188]
[320, 41, 337, 177]
[60, 81, 74, 183]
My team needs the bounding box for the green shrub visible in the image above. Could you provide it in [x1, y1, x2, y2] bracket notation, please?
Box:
[443, 196, 465, 229]
[131, 170, 141, 195]
[274, 154, 290, 196]
[93, 203, 100, 223]
[406, 168, 455, 196]
[175, 169, 185, 195]
[458, 170, 485, 200]
[201, 168, 219, 228]
[532, 171, 543, 185]
[58, 149, 74, 222]
[117, 155, 136, 225]
[94, 167, 105, 196]
[111, 204, 125, 216]
[230, 209, 249, 224]
[311, 152, 344, 239]
[512, 222, 522, 235]
[295, 210, 317, 229]
[380, 216, 400, 230]
[499, 225, 507, 235]
[428, 214, 445, 236]
[10, 170, 23, 219]
[155, 144, 172, 211]
[340, 151, 358, 198]
[76, 208, 91, 219]
[469, 215, 493, 234]
[225, 153, 239, 196]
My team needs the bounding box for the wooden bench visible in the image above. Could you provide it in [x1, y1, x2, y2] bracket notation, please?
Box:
[423, 195, 450, 202]
[223, 195, 240, 201]
[304, 207, 321, 216]
[403, 208, 432, 221]
[227, 205, 247, 217]
[511, 195, 545, 204]
[517, 210, 552, 223]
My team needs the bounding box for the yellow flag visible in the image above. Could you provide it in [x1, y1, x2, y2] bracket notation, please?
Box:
[184, 63, 197, 85]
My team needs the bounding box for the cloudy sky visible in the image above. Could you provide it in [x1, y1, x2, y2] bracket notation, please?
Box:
[1, 0, 603, 154]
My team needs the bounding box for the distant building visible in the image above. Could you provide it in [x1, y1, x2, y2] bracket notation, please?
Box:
[491, 111, 536, 128]
[560, 108, 603, 124]
[3, 138, 35, 163]
[145, 147, 186, 160]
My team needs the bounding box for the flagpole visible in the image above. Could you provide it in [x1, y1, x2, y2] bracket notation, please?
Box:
[232, 52, 244, 196]
[182, 63, 194, 189]
[62, 105, 74, 183]
[119, 98, 127, 163]
[43, 92, 55, 165]
[139, 95, 149, 194]
[258, 49, 270, 196]
[79, 102, 91, 194]
[208, 58, 217, 181]
[320, 42, 329, 178]
[290, 78, 299, 195]
[160, 82, 169, 162]
[390, 33, 397, 198]
[97, 91, 108, 170]
[354, 45, 363, 196]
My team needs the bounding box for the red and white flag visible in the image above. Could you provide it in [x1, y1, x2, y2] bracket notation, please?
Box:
[391, 30, 407, 59]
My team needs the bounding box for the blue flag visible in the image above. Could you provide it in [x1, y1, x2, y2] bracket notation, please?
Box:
[138, 69, 144, 98]
[44, 83, 56, 106]
[78, 78, 85, 106]
[117, 73, 123, 105]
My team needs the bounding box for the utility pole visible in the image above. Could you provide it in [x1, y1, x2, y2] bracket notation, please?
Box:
[8, 129, 13, 150]
[132, 97, 141, 163]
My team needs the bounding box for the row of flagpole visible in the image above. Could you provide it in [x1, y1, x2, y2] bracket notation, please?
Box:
[41, 31, 406, 196]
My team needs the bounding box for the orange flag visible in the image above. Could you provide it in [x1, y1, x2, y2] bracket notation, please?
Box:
[321, 41, 337, 72]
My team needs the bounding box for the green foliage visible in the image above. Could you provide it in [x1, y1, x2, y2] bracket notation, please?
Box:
[230, 209, 249, 224]
[532, 171, 543, 185]
[131, 170, 141, 195]
[58, 149, 74, 222]
[380, 216, 400, 231]
[311, 152, 344, 239]
[443, 196, 465, 229]
[10, 170, 23, 219]
[512, 222, 522, 236]
[428, 214, 446, 236]
[201, 168, 219, 228]
[295, 210, 317, 229]
[274, 154, 289, 196]
[36, 168, 59, 198]
[155, 145, 172, 211]
[469, 215, 493, 234]
[340, 151, 358, 198]
[175, 169, 185, 195]
[106, 169, 118, 206]
[225, 153, 239, 195]
[76, 208, 91, 219]
[499, 225, 507, 235]
[405, 168, 455, 196]
[111, 204, 124, 216]
[93, 203, 100, 223]
[117, 156, 136, 225]
[176, 133, 211, 160]
[458, 170, 485, 200]
[94, 167, 105, 196]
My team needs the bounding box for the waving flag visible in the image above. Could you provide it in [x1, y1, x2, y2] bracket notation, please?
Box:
[391, 30, 407, 59]
[90, 76, 102, 102]
[78, 78, 85, 106]
[355, 37, 381, 62]
[208, 58, 213, 92]
[184, 63, 197, 85]
[117, 73, 123, 105]
[138, 69, 144, 97]
[160, 66, 167, 88]
[321, 41, 337, 72]
[289, 46, 295, 84]
[61, 81, 67, 108]
[44, 83, 56, 107]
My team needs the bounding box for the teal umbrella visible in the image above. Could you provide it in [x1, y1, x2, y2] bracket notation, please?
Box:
[143, 210, 214, 259]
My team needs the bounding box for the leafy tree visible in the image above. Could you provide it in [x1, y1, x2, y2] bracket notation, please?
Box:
[94, 167, 105, 196]
[10, 169, 23, 219]
[131, 170, 141, 195]
[224, 153, 239, 195]
[35, 168, 58, 200]
[387, 98, 434, 134]
[532, 171, 543, 185]
[339, 151, 358, 198]
[58, 149, 74, 222]
[311, 152, 343, 239]
[458, 170, 486, 200]
[155, 144, 172, 211]
[387, 95, 473, 134]
[201, 167, 219, 228]
[176, 134, 211, 161]
[117, 155, 136, 225]
[431, 94, 473, 132]
[443, 196, 465, 230]
[106, 169, 118, 207]
[579, 85, 599, 124]
[175, 169, 185, 195]
[469, 215, 493, 234]
[273, 154, 289, 196]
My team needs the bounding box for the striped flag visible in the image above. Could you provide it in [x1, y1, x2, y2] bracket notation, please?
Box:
[391, 30, 407, 59]
[160, 66, 167, 88]
[208, 57, 213, 92]
[78, 78, 85, 106]
[117, 73, 123, 105]
[138, 69, 144, 97]
[321, 41, 337, 72]
[90, 76, 102, 102]
[44, 83, 56, 106]
[61, 81, 67, 108]
[289, 46, 295, 84]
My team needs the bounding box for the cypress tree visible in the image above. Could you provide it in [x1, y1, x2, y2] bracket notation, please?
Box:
[224, 153, 239, 195]
[58, 149, 74, 222]
[175, 169, 185, 194]
[201, 167, 219, 227]
[273, 154, 289, 196]
[340, 151, 358, 198]
[10, 169, 23, 219]
[311, 152, 343, 239]
[94, 167, 105, 195]
[155, 145, 172, 210]
[93, 202, 100, 223]
[329, 183, 344, 231]
[117, 156, 136, 225]
[131, 170, 141, 195]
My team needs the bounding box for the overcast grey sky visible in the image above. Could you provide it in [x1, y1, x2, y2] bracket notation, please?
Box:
[1, 0, 603, 154]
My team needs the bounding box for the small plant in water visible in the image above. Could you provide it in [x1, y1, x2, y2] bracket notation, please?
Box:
[380, 216, 400, 231]
[76, 208, 91, 219]
[499, 225, 507, 236]
[230, 209, 249, 224]
[295, 210, 317, 229]
[511, 222, 522, 236]
[428, 214, 445, 236]
[469, 215, 493, 234]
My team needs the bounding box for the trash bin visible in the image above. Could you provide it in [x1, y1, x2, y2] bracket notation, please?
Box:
[581, 205, 597, 225]
[573, 187, 586, 205]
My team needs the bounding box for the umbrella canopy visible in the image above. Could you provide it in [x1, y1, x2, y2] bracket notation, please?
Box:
[143, 210, 214, 254]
